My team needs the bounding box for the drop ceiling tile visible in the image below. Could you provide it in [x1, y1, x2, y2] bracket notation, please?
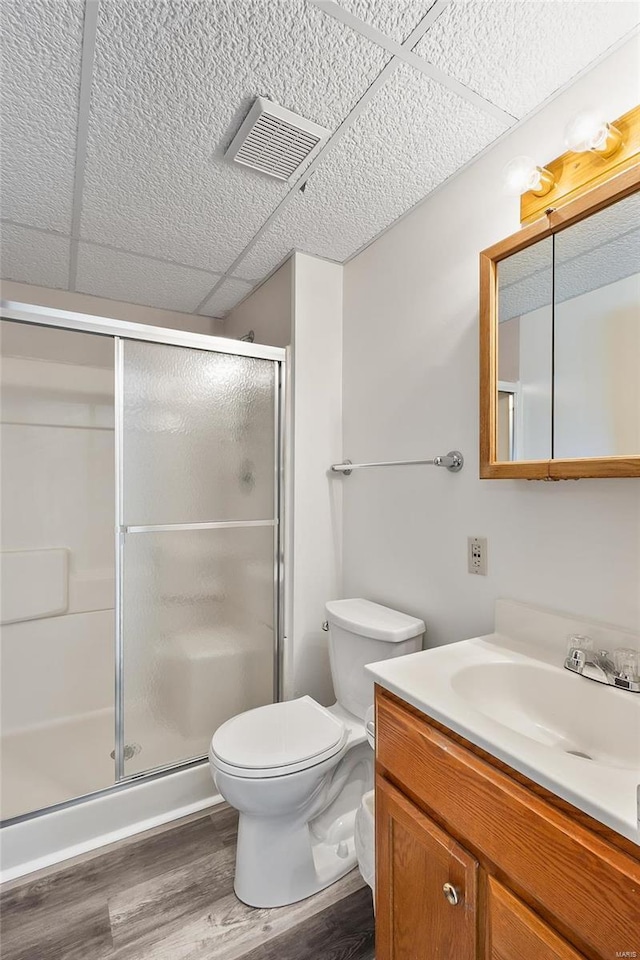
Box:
[414, 1, 640, 119]
[199, 278, 254, 317]
[237, 62, 508, 277]
[80, 0, 390, 275]
[1, 224, 70, 289]
[337, 0, 438, 43]
[233, 239, 295, 283]
[76, 243, 220, 312]
[0, 0, 84, 231]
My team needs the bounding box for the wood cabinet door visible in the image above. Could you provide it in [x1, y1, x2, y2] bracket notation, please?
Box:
[487, 877, 587, 960]
[376, 775, 478, 960]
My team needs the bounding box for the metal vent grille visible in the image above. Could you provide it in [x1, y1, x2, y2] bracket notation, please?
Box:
[226, 97, 329, 181]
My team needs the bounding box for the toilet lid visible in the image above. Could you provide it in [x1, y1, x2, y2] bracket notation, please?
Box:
[211, 696, 347, 772]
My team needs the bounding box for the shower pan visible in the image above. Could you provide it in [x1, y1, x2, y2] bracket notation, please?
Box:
[0, 302, 285, 867]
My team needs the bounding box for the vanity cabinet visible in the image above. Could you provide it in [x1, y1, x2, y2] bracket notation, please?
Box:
[375, 687, 640, 960]
[377, 776, 478, 959]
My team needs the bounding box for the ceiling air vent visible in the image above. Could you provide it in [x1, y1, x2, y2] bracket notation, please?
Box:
[225, 97, 329, 181]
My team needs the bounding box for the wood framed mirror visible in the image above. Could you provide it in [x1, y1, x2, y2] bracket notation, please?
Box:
[480, 164, 640, 480]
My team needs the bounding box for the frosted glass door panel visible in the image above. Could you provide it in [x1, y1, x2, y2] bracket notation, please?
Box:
[122, 526, 275, 775]
[122, 341, 276, 525]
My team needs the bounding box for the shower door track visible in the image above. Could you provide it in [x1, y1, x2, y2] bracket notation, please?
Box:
[0, 301, 284, 360]
[0, 299, 287, 823]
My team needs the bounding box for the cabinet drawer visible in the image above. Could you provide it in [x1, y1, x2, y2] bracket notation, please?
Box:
[376, 690, 640, 960]
[487, 877, 586, 960]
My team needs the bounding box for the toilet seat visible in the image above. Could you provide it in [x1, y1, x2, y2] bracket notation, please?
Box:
[210, 695, 348, 779]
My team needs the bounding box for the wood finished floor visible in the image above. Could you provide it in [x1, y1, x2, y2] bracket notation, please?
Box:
[0, 804, 375, 960]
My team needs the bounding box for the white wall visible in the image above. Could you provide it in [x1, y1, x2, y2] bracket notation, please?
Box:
[342, 36, 640, 643]
[1, 279, 224, 336]
[287, 253, 343, 704]
[224, 252, 341, 705]
[224, 259, 293, 347]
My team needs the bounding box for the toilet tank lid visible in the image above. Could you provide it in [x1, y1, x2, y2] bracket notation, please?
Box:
[325, 599, 425, 642]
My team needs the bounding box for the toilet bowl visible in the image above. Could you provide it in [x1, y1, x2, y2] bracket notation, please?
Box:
[211, 698, 371, 907]
[209, 599, 425, 908]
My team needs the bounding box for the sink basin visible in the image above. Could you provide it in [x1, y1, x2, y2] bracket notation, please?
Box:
[450, 660, 639, 770]
[365, 604, 640, 844]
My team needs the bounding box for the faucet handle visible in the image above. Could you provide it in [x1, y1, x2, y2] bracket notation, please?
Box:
[566, 633, 593, 653]
[614, 648, 639, 682]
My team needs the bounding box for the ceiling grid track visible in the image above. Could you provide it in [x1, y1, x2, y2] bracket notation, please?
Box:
[313, 1, 517, 125]
[68, 0, 100, 291]
[3, 1, 639, 318]
[194, 0, 455, 315]
[342, 22, 640, 268]
[0, 218, 226, 281]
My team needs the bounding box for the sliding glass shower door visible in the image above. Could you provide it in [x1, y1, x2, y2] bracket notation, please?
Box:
[1, 301, 284, 821]
[118, 339, 281, 778]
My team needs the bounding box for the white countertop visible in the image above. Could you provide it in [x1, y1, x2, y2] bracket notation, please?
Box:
[367, 625, 640, 844]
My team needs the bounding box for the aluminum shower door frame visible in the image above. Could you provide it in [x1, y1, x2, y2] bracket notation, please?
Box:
[0, 300, 286, 820]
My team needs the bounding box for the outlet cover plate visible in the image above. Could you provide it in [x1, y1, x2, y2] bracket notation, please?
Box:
[468, 536, 487, 576]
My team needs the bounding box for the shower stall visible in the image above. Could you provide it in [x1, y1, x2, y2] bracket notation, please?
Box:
[0, 302, 285, 846]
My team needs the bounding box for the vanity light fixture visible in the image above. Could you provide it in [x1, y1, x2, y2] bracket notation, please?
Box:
[564, 110, 624, 158]
[502, 155, 555, 197]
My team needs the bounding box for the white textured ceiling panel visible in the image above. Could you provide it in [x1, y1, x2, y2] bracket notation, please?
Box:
[199, 278, 255, 318]
[79, 0, 390, 273]
[338, 0, 437, 43]
[0, 0, 84, 232]
[236, 62, 508, 278]
[0, 224, 70, 289]
[75, 244, 221, 312]
[415, 1, 640, 119]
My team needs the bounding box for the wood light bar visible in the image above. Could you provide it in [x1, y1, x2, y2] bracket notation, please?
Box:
[520, 104, 640, 224]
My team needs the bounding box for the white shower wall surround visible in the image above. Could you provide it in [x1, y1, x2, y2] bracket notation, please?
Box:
[0, 339, 116, 819]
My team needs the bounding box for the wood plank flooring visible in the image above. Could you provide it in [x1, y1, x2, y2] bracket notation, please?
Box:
[0, 804, 375, 960]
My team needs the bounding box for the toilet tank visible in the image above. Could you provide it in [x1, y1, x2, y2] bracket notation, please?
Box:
[325, 599, 425, 720]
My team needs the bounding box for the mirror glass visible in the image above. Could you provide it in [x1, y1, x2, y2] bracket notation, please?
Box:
[495, 192, 640, 462]
[497, 236, 553, 460]
[554, 192, 640, 459]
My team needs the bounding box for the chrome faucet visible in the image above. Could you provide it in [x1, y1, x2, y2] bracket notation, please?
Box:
[564, 636, 640, 692]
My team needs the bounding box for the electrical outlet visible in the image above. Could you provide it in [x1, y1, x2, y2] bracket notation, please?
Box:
[468, 536, 487, 576]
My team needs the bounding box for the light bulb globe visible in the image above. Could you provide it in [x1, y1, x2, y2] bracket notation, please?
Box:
[502, 155, 541, 196]
[564, 110, 609, 153]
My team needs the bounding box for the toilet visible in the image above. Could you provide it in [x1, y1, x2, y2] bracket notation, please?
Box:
[209, 598, 425, 908]
[354, 706, 376, 899]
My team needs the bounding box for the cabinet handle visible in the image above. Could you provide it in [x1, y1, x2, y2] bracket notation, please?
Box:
[442, 882, 460, 906]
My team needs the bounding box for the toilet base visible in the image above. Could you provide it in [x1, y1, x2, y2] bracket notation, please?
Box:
[233, 813, 358, 908]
